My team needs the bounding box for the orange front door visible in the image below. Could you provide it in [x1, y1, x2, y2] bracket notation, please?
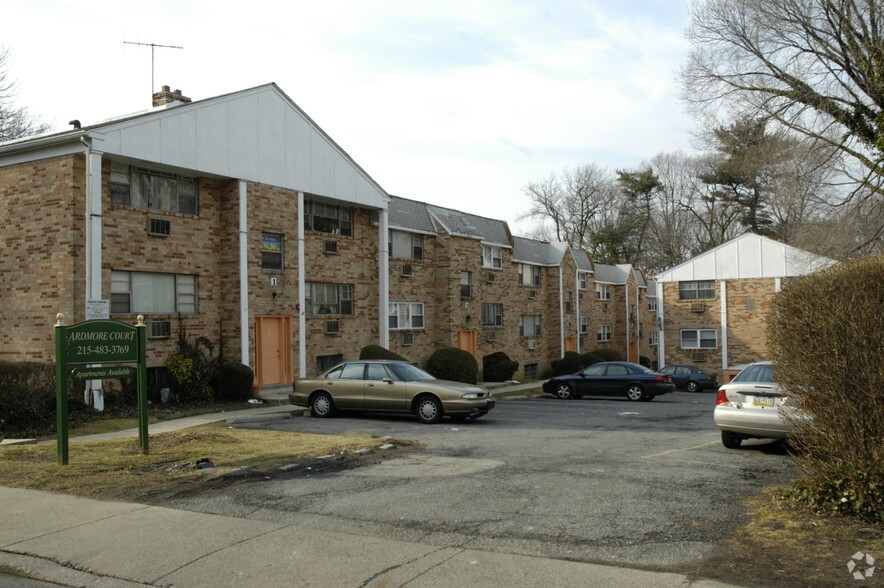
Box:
[564, 336, 576, 353]
[456, 330, 477, 356]
[255, 316, 292, 386]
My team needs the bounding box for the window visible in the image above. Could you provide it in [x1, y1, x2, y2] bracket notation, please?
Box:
[460, 272, 472, 299]
[305, 283, 354, 315]
[305, 199, 352, 236]
[316, 354, 344, 375]
[520, 315, 542, 337]
[482, 245, 503, 269]
[110, 163, 198, 215]
[261, 233, 284, 270]
[579, 316, 589, 334]
[524, 363, 539, 379]
[578, 272, 588, 290]
[680, 329, 717, 349]
[648, 297, 658, 312]
[679, 280, 715, 300]
[596, 283, 611, 300]
[649, 331, 659, 345]
[390, 230, 423, 260]
[482, 303, 503, 327]
[111, 271, 197, 314]
[389, 302, 425, 330]
[518, 264, 541, 286]
[597, 324, 612, 342]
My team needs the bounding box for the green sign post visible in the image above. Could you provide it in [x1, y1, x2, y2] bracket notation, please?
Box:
[54, 314, 148, 464]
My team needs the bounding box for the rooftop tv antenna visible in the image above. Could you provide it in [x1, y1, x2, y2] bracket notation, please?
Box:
[123, 41, 184, 96]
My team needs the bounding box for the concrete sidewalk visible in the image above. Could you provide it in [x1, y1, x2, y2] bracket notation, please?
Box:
[0, 486, 736, 587]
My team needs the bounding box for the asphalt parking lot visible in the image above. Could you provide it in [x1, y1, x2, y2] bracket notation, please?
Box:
[162, 391, 796, 574]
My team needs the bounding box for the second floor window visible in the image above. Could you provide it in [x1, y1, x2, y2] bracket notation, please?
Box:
[111, 271, 197, 314]
[305, 283, 354, 315]
[679, 280, 715, 300]
[579, 316, 589, 334]
[305, 199, 352, 236]
[520, 315, 542, 336]
[518, 264, 541, 286]
[596, 283, 611, 300]
[597, 324, 612, 342]
[681, 328, 717, 349]
[648, 297, 658, 312]
[390, 230, 423, 260]
[482, 303, 503, 327]
[389, 302, 425, 330]
[460, 272, 472, 299]
[578, 272, 588, 290]
[261, 233, 284, 270]
[110, 163, 198, 215]
[649, 331, 659, 345]
[482, 245, 503, 269]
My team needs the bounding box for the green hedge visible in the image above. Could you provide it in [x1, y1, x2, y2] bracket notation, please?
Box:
[359, 345, 408, 361]
[482, 352, 519, 382]
[427, 347, 478, 384]
[551, 351, 582, 376]
[216, 362, 255, 401]
[0, 361, 87, 438]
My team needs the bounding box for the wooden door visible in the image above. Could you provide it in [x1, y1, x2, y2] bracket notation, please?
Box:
[456, 330, 477, 356]
[255, 316, 292, 386]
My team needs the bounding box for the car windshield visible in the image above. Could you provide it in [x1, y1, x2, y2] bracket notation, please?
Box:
[387, 363, 435, 382]
[733, 363, 776, 383]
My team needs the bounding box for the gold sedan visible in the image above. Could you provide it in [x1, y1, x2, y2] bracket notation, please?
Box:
[289, 360, 495, 424]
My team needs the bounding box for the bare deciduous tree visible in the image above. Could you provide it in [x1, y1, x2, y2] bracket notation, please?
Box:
[0, 47, 50, 142]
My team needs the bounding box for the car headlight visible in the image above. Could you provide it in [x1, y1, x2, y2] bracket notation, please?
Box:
[462, 392, 483, 399]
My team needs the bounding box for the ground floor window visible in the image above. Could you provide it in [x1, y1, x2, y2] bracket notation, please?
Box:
[524, 363, 539, 380]
[482, 303, 504, 327]
[597, 324, 612, 342]
[316, 354, 344, 374]
[680, 329, 717, 349]
[649, 331, 659, 346]
[389, 302, 425, 329]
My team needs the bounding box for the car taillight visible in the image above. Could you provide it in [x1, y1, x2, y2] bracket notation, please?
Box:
[655, 375, 666, 382]
[715, 389, 729, 405]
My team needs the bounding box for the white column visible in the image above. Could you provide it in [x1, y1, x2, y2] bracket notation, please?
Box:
[297, 191, 307, 378]
[378, 209, 390, 348]
[656, 280, 665, 369]
[239, 180, 250, 367]
[84, 142, 104, 410]
[558, 267, 564, 357]
[720, 279, 728, 370]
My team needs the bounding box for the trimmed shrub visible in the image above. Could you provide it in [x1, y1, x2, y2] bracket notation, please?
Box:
[550, 351, 582, 376]
[0, 361, 87, 438]
[639, 355, 653, 369]
[769, 254, 883, 523]
[217, 362, 255, 401]
[359, 345, 408, 361]
[426, 347, 478, 384]
[482, 352, 519, 382]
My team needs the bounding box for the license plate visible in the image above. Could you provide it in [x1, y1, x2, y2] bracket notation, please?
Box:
[753, 395, 775, 407]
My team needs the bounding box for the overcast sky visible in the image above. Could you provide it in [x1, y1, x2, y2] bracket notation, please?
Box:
[4, 0, 694, 235]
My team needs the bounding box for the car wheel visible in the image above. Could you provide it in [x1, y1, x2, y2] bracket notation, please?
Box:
[415, 395, 443, 424]
[686, 381, 699, 393]
[626, 385, 646, 401]
[721, 431, 743, 449]
[553, 383, 574, 399]
[310, 391, 335, 418]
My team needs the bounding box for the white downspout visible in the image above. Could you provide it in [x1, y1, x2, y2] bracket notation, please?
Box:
[720, 279, 728, 370]
[297, 191, 307, 378]
[624, 282, 630, 360]
[656, 281, 665, 369]
[558, 266, 564, 357]
[575, 270, 580, 354]
[239, 180, 250, 367]
[83, 137, 104, 410]
[378, 209, 390, 348]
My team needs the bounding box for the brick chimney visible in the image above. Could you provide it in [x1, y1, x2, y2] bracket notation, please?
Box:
[152, 85, 192, 107]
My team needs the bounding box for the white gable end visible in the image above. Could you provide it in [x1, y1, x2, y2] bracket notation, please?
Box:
[90, 84, 387, 208]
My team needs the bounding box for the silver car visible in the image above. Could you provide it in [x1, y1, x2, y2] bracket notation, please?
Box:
[713, 361, 790, 448]
[290, 360, 495, 424]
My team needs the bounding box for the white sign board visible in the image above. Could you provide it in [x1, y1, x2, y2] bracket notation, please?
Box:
[85, 299, 110, 320]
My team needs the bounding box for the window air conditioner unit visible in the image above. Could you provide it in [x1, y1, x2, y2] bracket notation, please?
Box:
[149, 321, 172, 339]
[692, 351, 707, 362]
[148, 218, 171, 236]
[527, 339, 538, 350]
[528, 290, 537, 299]
[323, 240, 338, 254]
[486, 272, 496, 283]
[401, 264, 413, 277]
[401, 332, 414, 346]
[691, 303, 707, 313]
[484, 330, 496, 342]
[323, 320, 340, 335]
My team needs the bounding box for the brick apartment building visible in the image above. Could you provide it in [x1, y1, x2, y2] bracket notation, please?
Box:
[0, 83, 659, 396]
[654, 232, 835, 376]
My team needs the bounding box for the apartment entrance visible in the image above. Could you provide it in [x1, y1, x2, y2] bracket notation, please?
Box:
[255, 316, 293, 386]
[456, 330, 477, 356]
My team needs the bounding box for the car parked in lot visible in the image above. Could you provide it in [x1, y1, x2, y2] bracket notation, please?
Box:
[289, 360, 495, 424]
[659, 364, 719, 392]
[713, 361, 790, 448]
[542, 361, 675, 401]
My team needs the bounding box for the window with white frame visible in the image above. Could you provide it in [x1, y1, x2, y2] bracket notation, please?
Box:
[578, 272, 588, 290]
[679, 280, 715, 300]
[520, 314, 542, 336]
[305, 283, 354, 315]
[261, 233, 284, 270]
[460, 272, 472, 299]
[648, 296, 658, 311]
[482, 245, 503, 269]
[305, 199, 353, 236]
[597, 324, 612, 341]
[518, 264, 541, 286]
[389, 302, 425, 330]
[110, 163, 198, 215]
[680, 328, 717, 349]
[390, 230, 423, 260]
[482, 303, 503, 326]
[579, 316, 589, 334]
[596, 283, 611, 300]
[111, 271, 197, 314]
[649, 331, 659, 346]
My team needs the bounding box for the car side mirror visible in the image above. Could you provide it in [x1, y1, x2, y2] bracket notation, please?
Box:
[383, 378, 394, 384]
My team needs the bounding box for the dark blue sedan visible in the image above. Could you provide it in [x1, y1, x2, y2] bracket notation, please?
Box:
[659, 365, 719, 392]
[542, 361, 675, 401]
